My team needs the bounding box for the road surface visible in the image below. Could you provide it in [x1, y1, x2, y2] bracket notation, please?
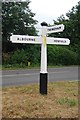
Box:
[2, 66, 78, 87]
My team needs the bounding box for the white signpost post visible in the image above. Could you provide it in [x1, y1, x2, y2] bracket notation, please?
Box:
[10, 22, 70, 95]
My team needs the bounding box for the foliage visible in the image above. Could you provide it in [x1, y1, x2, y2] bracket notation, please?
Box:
[58, 97, 78, 107]
[48, 45, 78, 65]
[50, 1, 80, 65]
[7, 45, 41, 67]
[3, 45, 78, 67]
[52, 2, 80, 52]
[2, 1, 37, 52]
[11, 49, 27, 64]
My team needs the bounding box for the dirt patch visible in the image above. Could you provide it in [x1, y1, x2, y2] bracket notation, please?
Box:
[2, 81, 78, 118]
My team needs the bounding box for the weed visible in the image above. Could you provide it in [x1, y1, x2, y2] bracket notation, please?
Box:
[58, 97, 78, 107]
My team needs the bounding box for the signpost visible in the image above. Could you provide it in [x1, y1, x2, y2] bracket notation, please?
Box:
[10, 22, 70, 95]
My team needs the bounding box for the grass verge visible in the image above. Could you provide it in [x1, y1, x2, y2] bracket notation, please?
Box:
[2, 81, 78, 118]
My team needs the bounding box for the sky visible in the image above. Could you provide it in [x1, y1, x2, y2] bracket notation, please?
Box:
[29, 0, 79, 29]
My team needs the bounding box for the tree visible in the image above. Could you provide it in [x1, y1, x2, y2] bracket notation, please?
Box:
[48, 2, 80, 65]
[2, 1, 37, 52]
[52, 1, 80, 51]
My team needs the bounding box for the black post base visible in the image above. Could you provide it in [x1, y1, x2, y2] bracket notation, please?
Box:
[40, 73, 48, 95]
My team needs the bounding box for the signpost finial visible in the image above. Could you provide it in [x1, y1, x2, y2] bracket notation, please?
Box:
[41, 22, 48, 26]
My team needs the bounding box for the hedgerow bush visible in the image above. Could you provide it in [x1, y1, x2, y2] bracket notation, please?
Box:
[47, 45, 78, 66]
[11, 49, 28, 65]
[2, 46, 78, 68]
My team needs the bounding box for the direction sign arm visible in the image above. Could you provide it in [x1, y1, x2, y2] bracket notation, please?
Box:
[47, 37, 70, 45]
[47, 24, 64, 34]
[10, 35, 42, 44]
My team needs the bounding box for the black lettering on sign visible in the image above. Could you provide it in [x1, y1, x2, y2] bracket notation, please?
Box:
[48, 26, 61, 31]
[17, 37, 35, 41]
[17, 38, 20, 40]
[54, 40, 66, 43]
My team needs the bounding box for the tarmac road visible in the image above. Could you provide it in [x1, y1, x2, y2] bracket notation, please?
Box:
[2, 66, 78, 87]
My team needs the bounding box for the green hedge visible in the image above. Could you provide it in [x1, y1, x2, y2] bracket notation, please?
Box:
[47, 45, 78, 66]
[2, 46, 78, 68]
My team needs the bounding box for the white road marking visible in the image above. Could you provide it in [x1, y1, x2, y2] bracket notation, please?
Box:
[1, 71, 69, 77]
